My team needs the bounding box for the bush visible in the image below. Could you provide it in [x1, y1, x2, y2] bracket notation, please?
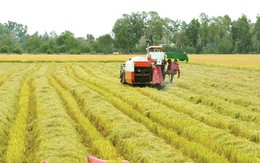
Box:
[0, 45, 9, 53]
[46, 49, 53, 54]
[80, 45, 92, 53]
[12, 47, 23, 54]
[69, 49, 81, 54]
[57, 45, 67, 53]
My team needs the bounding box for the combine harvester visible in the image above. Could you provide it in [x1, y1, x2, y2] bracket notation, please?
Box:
[120, 45, 188, 86]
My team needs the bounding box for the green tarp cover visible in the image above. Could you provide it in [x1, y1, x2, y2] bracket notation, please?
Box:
[165, 52, 189, 62]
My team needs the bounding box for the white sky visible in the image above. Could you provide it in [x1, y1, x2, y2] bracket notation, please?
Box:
[0, 0, 259, 38]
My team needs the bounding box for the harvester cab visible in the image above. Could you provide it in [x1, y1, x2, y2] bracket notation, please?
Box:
[120, 46, 166, 86]
[147, 46, 165, 66]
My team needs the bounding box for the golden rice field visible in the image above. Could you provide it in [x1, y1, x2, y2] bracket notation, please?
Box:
[0, 54, 259, 69]
[0, 55, 259, 162]
[0, 54, 138, 62]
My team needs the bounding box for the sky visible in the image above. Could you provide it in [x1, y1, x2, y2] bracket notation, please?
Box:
[0, 0, 259, 38]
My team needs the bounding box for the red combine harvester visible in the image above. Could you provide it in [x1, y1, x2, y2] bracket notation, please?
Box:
[120, 46, 166, 86]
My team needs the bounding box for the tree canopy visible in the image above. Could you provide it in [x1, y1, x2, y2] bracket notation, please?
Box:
[0, 13, 259, 54]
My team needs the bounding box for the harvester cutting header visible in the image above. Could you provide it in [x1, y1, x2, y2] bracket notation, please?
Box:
[120, 45, 188, 86]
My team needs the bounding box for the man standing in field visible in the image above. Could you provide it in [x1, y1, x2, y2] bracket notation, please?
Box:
[164, 59, 180, 83]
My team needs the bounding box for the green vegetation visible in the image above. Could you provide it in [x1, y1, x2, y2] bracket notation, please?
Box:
[0, 12, 260, 54]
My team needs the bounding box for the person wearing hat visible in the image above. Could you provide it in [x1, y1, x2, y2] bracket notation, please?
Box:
[164, 58, 180, 83]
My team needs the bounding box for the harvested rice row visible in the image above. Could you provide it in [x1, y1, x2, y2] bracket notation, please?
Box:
[84, 62, 260, 113]
[31, 64, 87, 162]
[0, 63, 19, 74]
[49, 73, 123, 160]
[179, 64, 260, 109]
[71, 64, 260, 163]
[78, 63, 260, 142]
[0, 64, 35, 162]
[82, 63, 259, 124]
[171, 82, 260, 114]
[24, 77, 39, 163]
[176, 71, 260, 110]
[23, 63, 52, 163]
[176, 81, 260, 123]
[78, 63, 259, 142]
[183, 63, 260, 87]
[138, 87, 260, 143]
[79, 63, 117, 82]
[83, 62, 260, 113]
[80, 61, 260, 118]
[54, 64, 193, 162]
[0, 64, 22, 87]
[5, 64, 42, 162]
[5, 76, 31, 162]
[66, 65, 229, 162]
[173, 81, 260, 119]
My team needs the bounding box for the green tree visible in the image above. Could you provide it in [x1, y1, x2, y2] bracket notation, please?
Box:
[163, 18, 181, 45]
[217, 16, 233, 54]
[95, 34, 114, 54]
[128, 12, 146, 48]
[145, 11, 165, 45]
[231, 14, 252, 53]
[199, 13, 211, 53]
[253, 15, 260, 53]
[25, 32, 42, 53]
[174, 21, 190, 53]
[56, 31, 79, 53]
[113, 12, 146, 53]
[86, 34, 95, 43]
[113, 17, 130, 52]
[0, 23, 20, 52]
[84, 34, 95, 53]
[186, 19, 200, 51]
[12, 46, 23, 54]
[4, 21, 27, 42]
[39, 42, 51, 53]
[206, 15, 233, 53]
[0, 45, 9, 53]
[0, 23, 10, 42]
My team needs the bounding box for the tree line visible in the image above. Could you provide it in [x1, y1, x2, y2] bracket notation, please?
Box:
[0, 12, 259, 54]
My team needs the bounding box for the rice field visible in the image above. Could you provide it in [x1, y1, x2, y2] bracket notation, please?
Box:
[0, 55, 259, 162]
[0, 54, 139, 62]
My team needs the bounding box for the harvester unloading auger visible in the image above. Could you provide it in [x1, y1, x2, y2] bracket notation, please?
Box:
[120, 46, 188, 86]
